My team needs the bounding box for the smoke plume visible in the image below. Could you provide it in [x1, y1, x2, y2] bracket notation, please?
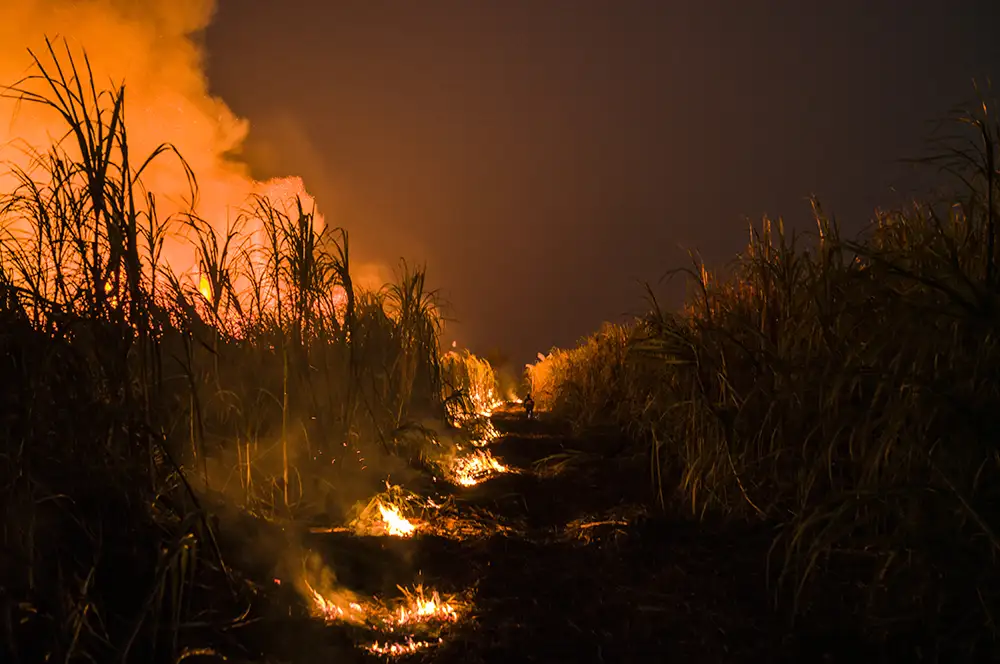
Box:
[0, 0, 320, 278]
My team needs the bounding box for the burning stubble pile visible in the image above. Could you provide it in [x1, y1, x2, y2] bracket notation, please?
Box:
[295, 405, 514, 658]
[304, 580, 464, 657]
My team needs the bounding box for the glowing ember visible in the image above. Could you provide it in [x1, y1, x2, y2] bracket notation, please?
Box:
[367, 638, 441, 656]
[448, 449, 509, 487]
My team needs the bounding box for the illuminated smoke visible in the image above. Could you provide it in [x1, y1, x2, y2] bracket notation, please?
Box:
[0, 0, 320, 280]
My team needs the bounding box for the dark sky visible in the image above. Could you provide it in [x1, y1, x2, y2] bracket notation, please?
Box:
[204, 1, 1000, 367]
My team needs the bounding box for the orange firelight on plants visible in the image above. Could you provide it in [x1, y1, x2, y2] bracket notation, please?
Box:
[447, 448, 508, 487]
[304, 579, 465, 657]
[306, 581, 461, 628]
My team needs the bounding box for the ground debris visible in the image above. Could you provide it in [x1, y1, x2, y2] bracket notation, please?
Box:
[561, 505, 648, 544]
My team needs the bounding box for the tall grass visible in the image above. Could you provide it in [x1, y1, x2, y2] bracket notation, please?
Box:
[526, 322, 631, 429]
[529, 94, 1000, 658]
[0, 40, 454, 662]
[441, 348, 502, 423]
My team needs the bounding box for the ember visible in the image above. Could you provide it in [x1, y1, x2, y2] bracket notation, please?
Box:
[367, 637, 442, 656]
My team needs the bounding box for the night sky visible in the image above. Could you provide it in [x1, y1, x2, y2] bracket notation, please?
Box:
[204, 1, 1000, 367]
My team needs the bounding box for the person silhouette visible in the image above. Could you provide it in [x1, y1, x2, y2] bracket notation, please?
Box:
[523, 393, 535, 420]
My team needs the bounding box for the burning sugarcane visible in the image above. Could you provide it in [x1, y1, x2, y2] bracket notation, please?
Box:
[349, 484, 426, 538]
[304, 579, 467, 657]
[446, 448, 510, 487]
[307, 582, 462, 629]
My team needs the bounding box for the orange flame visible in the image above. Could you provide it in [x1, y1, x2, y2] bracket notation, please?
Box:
[367, 638, 442, 656]
[198, 275, 212, 301]
[447, 448, 508, 487]
[350, 494, 423, 539]
[305, 580, 463, 631]
[377, 502, 417, 538]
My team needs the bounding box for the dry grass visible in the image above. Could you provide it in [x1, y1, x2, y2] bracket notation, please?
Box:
[441, 348, 502, 425]
[0, 40, 455, 663]
[527, 91, 1000, 659]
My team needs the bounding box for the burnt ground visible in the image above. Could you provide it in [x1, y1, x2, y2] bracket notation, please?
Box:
[217, 408, 896, 664]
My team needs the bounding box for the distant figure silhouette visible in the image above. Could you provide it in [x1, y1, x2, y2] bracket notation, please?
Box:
[523, 393, 535, 420]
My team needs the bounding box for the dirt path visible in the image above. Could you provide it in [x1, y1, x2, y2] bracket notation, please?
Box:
[235, 408, 873, 663]
[407, 410, 775, 663]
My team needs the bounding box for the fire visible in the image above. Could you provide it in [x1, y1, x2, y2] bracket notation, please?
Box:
[392, 587, 460, 626]
[309, 587, 366, 625]
[447, 390, 503, 424]
[377, 502, 416, 538]
[198, 275, 213, 301]
[367, 638, 442, 656]
[471, 418, 501, 446]
[103, 281, 118, 309]
[351, 491, 423, 538]
[305, 580, 465, 656]
[447, 449, 509, 487]
[307, 582, 462, 628]
[440, 350, 505, 426]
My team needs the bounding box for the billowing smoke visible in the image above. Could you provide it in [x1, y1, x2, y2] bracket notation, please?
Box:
[0, 0, 320, 278]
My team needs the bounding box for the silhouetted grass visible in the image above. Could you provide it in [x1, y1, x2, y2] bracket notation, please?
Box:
[0, 39, 465, 662]
[528, 91, 1000, 660]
